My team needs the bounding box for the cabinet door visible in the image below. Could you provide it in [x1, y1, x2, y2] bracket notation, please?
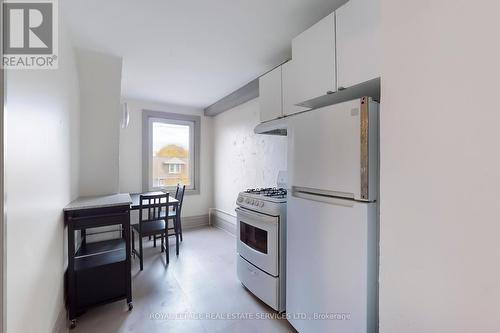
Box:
[291, 12, 336, 105]
[259, 66, 283, 122]
[282, 61, 311, 116]
[336, 0, 381, 89]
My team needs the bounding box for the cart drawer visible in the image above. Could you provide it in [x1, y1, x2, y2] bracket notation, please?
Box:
[75, 261, 126, 309]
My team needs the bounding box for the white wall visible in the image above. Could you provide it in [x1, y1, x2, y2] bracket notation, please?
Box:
[5, 22, 80, 333]
[213, 98, 287, 217]
[380, 1, 500, 332]
[119, 99, 213, 218]
[77, 49, 122, 197]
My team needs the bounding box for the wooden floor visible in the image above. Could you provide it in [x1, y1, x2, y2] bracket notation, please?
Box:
[72, 226, 296, 333]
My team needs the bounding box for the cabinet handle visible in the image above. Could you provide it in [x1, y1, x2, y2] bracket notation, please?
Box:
[338, 86, 346, 91]
[326, 90, 335, 95]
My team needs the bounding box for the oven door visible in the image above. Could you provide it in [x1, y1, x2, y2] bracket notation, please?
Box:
[236, 207, 279, 277]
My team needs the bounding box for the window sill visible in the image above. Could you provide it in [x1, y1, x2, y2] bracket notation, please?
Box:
[152, 187, 200, 196]
[185, 188, 200, 196]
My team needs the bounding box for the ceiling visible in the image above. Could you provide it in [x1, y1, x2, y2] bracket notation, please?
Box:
[63, 0, 347, 108]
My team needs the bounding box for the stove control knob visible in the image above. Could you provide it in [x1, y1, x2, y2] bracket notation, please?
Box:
[237, 196, 243, 203]
[254, 201, 259, 206]
[245, 198, 250, 204]
[259, 202, 264, 207]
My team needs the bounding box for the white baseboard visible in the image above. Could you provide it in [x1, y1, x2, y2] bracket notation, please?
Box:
[209, 209, 236, 236]
[52, 306, 67, 333]
[182, 214, 210, 229]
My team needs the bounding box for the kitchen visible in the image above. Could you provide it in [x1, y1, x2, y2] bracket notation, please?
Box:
[2, 0, 500, 333]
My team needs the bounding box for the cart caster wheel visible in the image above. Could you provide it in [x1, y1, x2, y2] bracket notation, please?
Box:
[128, 302, 133, 311]
[69, 319, 76, 329]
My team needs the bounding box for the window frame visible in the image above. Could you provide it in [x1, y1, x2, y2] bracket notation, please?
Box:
[142, 110, 201, 195]
[149, 117, 194, 188]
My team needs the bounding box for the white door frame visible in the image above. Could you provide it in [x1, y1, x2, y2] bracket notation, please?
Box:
[0, 65, 4, 333]
[1, 0, 5, 331]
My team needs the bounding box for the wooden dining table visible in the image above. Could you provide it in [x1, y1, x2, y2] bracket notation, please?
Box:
[129, 191, 180, 255]
[129, 191, 179, 210]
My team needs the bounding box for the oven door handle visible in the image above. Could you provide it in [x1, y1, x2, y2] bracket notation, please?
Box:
[235, 208, 278, 225]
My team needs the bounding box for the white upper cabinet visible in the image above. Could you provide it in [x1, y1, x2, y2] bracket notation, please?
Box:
[291, 12, 336, 105]
[259, 66, 283, 122]
[282, 61, 311, 116]
[336, 0, 381, 89]
[258, 2, 380, 122]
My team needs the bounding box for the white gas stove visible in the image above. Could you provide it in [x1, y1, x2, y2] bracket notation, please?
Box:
[236, 187, 287, 312]
[236, 188, 287, 216]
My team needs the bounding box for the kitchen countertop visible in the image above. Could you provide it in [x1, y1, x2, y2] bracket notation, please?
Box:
[64, 193, 132, 211]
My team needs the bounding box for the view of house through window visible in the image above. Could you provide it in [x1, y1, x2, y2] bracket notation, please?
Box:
[151, 120, 193, 188]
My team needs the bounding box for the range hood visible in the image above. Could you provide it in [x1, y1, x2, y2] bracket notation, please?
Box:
[254, 117, 288, 136]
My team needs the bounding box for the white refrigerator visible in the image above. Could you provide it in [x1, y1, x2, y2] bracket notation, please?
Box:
[286, 97, 379, 333]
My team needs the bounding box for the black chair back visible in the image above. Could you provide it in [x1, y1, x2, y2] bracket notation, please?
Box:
[175, 184, 186, 216]
[139, 193, 169, 226]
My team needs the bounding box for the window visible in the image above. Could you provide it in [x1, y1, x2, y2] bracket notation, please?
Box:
[143, 111, 200, 194]
[168, 164, 182, 174]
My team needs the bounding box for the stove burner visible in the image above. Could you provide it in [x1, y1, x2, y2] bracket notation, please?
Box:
[245, 187, 287, 199]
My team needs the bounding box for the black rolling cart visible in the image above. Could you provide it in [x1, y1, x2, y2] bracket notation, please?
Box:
[64, 194, 133, 329]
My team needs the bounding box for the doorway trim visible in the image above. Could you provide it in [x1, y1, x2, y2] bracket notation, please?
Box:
[1, 0, 6, 331]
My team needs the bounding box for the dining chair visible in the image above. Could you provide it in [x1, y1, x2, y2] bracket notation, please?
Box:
[168, 184, 186, 241]
[131, 193, 169, 270]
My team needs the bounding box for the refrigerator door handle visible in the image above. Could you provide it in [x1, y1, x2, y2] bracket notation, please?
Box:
[292, 186, 355, 201]
[292, 187, 356, 208]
